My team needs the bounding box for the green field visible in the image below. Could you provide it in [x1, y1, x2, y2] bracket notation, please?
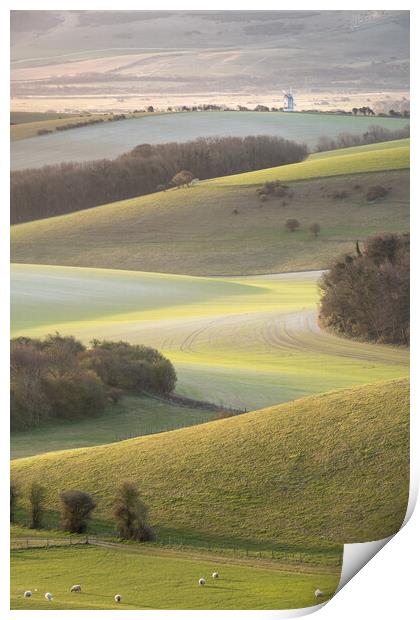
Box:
[11, 394, 217, 459]
[11, 379, 409, 548]
[10, 545, 340, 610]
[11, 265, 408, 410]
[10, 110, 409, 170]
[11, 140, 409, 276]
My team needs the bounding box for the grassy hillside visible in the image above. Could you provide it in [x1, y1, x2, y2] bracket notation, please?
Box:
[11, 394, 217, 459]
[10, 545, 340, 610]
[209, 139, 409, 186]
[11, 379, 409, 548]
[11, 140, 409, 276]
[11, 266, 408, 410]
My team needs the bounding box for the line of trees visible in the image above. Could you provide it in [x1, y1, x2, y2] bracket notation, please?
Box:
[315, 124, 409, 153]
[11, 135, 308, 224]
[11, 480, 153, 541]
[11, 334, 177, 430]
[351, 106, 375, 116]
[319, 233, 409, 345]
[37, 114, 129, 136]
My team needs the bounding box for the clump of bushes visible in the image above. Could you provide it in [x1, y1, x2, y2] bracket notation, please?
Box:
[319, 233, 409, 344]
[171, 170, 195, 188]
[310, 222, 321, 237]
[81, 340, 177, 395]
[113, 481, 154, 541]
[60, 490, 96, 533]
[332, 190, 347, 200]
[11, 334, 176, 430]
[29, 482, 46, 529]
[285, 219, 300, 232]
[37, 128, 53, 136]
[10, 482, 18, 523]
[366, 185, 389, 201]
[257, 180, 290, 199]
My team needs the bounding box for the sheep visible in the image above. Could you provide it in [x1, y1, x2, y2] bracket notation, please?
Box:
[314, 589, 325, 598]
[44, 592, 53, 601]
[23, 591, 32, 598]
[198, 578, 206, 586]
[212, 572, 219, 579]
[70, 585, 82, 593]
[114, 594, 122, 603]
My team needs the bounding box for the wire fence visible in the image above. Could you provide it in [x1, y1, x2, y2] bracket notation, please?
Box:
[11, 535, 341, 568]
[11, 536, 89, 550]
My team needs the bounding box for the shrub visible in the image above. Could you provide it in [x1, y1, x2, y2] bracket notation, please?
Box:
[29, 482, 46, 529]
[258, 180, 289, 198]
[332, 190, 347, 200]
[366, 185, 389, 201]
[319, 233, 409, 344]
[259, 194, 268, 202]
[113, 482, 154, 542]
[310, 223, 321, 237]
[285, 219, 300, 233]
[10, 482, 18, 523]
[171, 170, 195, 188]
[81, 340, 176, 394]
[274, 186, 287, 198]
[37, 128, 53, 136]
[60, 490, 96, 533]
[42, 370, 106, 420]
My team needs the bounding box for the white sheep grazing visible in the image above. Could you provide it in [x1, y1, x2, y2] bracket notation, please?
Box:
[44, 592, 53, 601]
[198, 578, 206, 586]
[70, 585, 82, 593]
[114, 594, 122, 603]
[23, 591, 32, 598]
[314, 589, 325, 598]
[212, 572, 219, 579]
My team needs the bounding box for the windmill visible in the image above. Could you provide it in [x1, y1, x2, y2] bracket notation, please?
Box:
[283, 89, 294, 112]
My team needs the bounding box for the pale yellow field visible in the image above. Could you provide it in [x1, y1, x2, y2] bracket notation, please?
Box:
[11, 264, 409, 410]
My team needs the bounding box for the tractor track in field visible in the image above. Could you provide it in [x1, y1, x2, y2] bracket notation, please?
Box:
[164, 307, 406, 367]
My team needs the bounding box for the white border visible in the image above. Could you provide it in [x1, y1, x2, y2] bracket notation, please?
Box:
[2, 2, 417, 619]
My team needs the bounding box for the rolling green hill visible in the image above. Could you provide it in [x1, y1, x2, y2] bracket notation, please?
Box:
[11, 378, 409, 548]
[209, 139, 409, 186]
[11, 266, 408, 410]
[11, 140, 409, 276]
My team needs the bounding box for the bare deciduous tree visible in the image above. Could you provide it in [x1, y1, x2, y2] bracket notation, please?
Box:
[29, 482, 46, 529]
[113, 482, 154, 542]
